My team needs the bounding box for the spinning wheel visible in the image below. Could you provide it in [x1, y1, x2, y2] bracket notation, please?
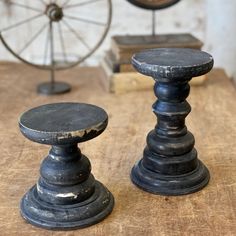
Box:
[0, 0, 112, 94]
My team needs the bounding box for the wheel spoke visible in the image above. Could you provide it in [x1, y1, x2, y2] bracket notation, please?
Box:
[43, 25, 50, 65]
[0, 1, 43, 13]
[0, 0, 111, 70]
[64, 0, 104, 9]
[58, 22, 68, 63]
[0, 13, 44, 33]
[49, 20, 55, 84]
[62, 19, 91, 51]
[64, 15, 106, 26]
[39, 0, 47, 5]
[18, 22, 48, 55]
[62, 0, 71, 7]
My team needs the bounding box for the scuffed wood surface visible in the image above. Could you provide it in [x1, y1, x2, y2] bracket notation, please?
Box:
[0, 63, 235, 236]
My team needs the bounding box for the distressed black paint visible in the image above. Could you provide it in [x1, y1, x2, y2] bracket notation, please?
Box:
[19, 103, 114, 230]
[131, 48, 214, 195]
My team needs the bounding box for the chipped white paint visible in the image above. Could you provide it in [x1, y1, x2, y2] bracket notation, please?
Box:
[102, 199, 109, 204]
[56, 192, 78, 199]
[36, 183, 43, 194]
[38, 183, 79, 199]
[56, 121, 105, 140]
[19, 117, 105, 143]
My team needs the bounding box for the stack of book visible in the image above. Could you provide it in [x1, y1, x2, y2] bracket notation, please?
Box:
[100, 33, 206, 93]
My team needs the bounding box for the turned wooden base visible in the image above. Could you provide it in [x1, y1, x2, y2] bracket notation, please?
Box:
[131, 159, 209, 195]
[21, 181, 114, 230]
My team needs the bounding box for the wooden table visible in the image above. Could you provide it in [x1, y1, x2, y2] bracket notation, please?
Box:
[0, 63, 235, 236]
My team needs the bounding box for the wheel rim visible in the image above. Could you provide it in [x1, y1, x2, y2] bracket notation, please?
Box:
[0, 0, 112, 71]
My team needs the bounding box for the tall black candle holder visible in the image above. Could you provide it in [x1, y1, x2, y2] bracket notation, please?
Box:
[131, 48, 214, 195]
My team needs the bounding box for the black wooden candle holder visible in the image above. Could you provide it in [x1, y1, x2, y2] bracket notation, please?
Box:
[131, 48, 214, 195]
[19, 103, 114, 230]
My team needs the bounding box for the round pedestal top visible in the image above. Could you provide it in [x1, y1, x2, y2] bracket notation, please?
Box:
[19, 103, 108, 145]
[132, 48, 214, 80]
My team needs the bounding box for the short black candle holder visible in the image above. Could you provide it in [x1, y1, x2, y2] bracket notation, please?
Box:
[19, 103, 114, 230]
[131, 48, 214, 195]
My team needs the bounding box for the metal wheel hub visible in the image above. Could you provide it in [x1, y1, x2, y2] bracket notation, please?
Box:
[46, 4, 63, 22]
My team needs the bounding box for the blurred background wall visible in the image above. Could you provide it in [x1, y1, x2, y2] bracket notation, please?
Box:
[0, 0, 235, 80]
[206, 0, 236, 80]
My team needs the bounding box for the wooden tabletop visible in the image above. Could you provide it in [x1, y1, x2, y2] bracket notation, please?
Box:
[0, 63, 235, 236]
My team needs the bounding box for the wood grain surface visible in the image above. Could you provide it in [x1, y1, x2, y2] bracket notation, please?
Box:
[0, 63, 235, 236]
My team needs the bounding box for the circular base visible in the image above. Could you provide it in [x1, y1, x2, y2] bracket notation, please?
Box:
[37, 82, 71, 95]
[20, 181, 114, 230]
[131, 160, 210, 196]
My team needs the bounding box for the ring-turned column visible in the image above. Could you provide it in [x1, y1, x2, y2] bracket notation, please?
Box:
[131, 48, 214, 195]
